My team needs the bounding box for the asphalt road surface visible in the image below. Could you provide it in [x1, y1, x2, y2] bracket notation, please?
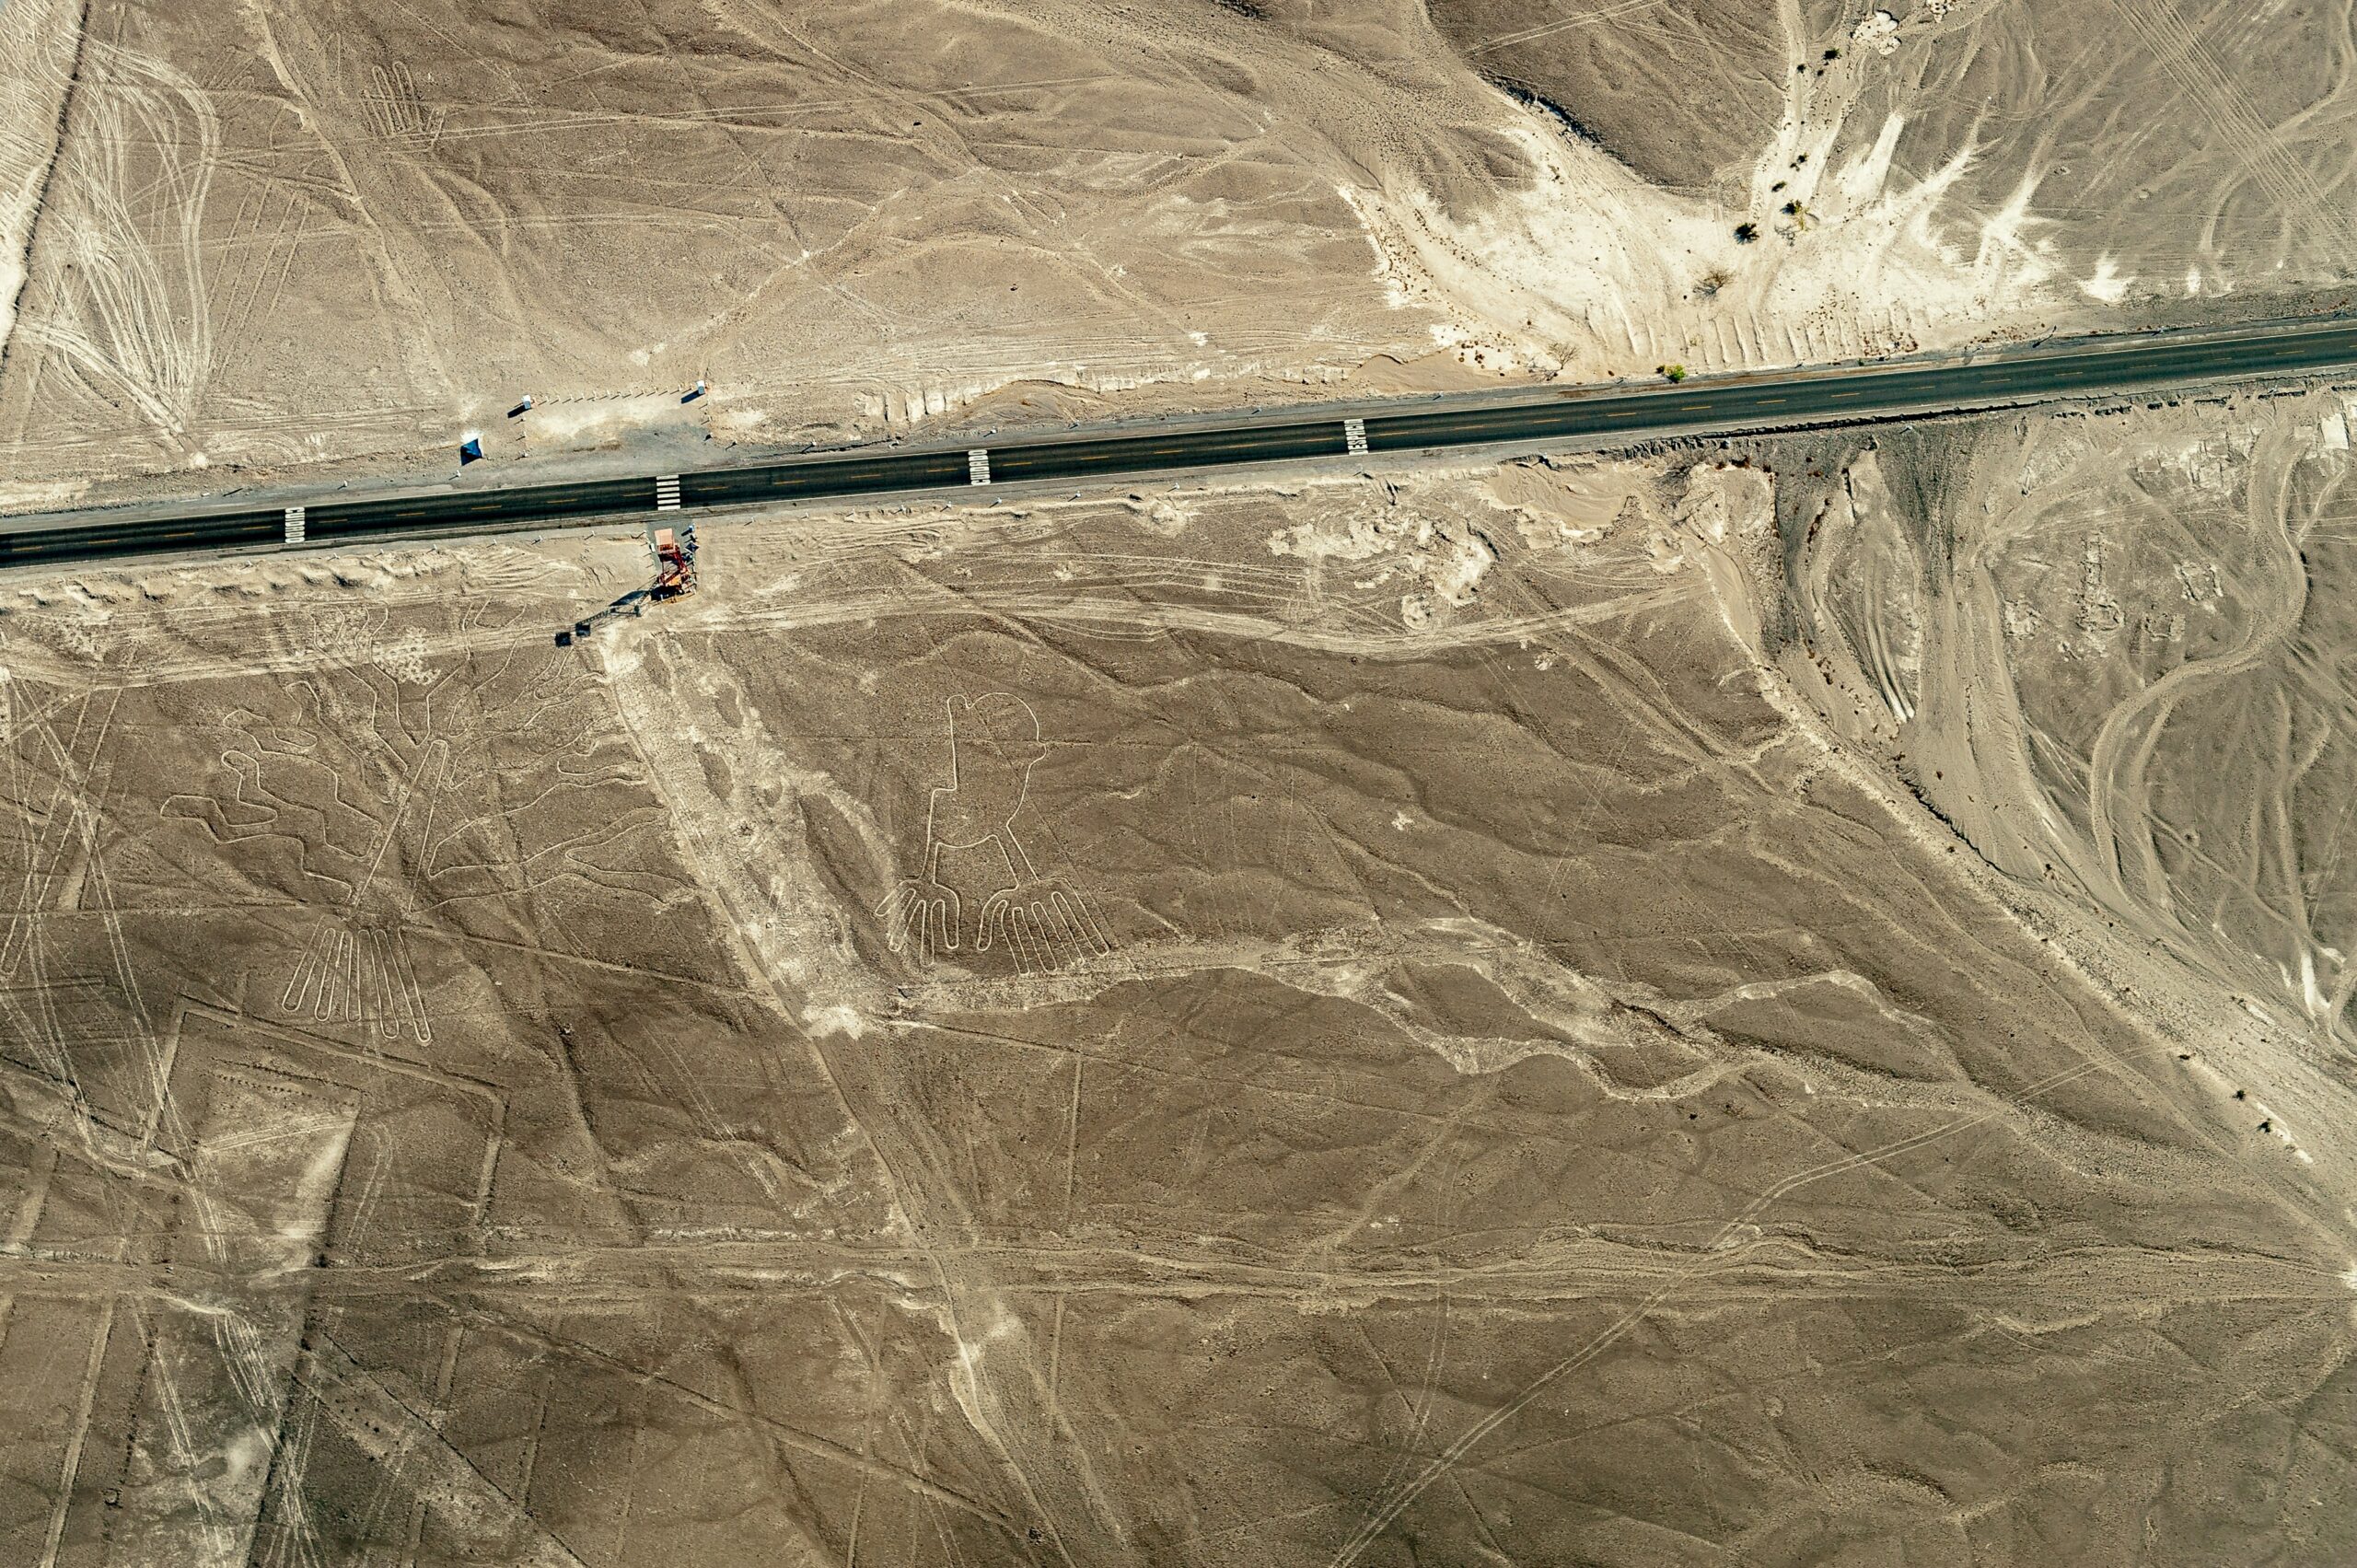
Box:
[10, 316, 2357, 571]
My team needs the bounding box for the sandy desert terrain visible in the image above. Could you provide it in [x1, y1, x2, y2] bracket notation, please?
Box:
[1781, 383, 2357, 1200]
[0, 451, 2349, 1562]
[6, 3, 2357, 1565]
[6, 1, 2357, 507]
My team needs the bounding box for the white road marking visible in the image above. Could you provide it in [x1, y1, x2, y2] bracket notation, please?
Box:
[655, 474, 682, 511]
[1343, 417, 1368, 456]
[284, 505, 305, 545]
[969, 448, 992, 485]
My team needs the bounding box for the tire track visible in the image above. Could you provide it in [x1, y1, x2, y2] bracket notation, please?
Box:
[1325, 1048, 2144, 1566]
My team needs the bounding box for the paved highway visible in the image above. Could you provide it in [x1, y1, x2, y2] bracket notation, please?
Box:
[9, 316, 2357, 571]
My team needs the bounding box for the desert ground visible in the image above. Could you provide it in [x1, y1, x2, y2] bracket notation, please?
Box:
[7, 1, 2357, 507]
[6, 3, 2357, 1566]
[0, 438, 2350, 1563]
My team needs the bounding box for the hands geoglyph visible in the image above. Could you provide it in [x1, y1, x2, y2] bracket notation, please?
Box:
[877, 876, 963, 966]
[878, 691, 1117, 974]
[979, 878, 1113, 974]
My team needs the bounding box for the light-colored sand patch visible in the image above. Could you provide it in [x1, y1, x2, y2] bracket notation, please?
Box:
[2080, 255, 2132, 305]
[1351, 84, 2073, 386]
[0, 0, 83, 366]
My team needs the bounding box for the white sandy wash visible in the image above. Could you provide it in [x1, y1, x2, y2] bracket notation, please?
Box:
[1350, 57, 2120, 381]
[0, 0, 82, 369]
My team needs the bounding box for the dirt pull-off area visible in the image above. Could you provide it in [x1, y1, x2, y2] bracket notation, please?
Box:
[0, 456, 2348, 1562]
